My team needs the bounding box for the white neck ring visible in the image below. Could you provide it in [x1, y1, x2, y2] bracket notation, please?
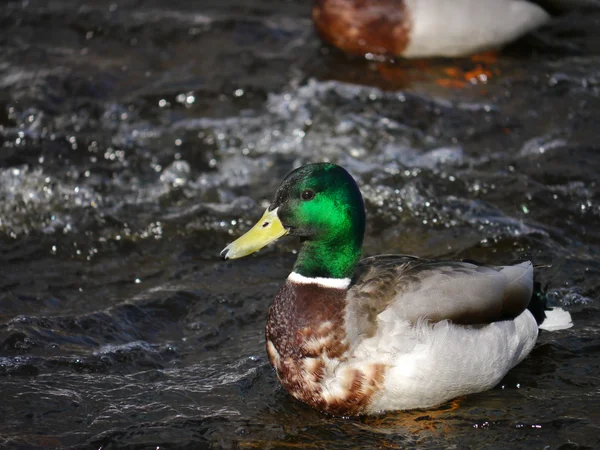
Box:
[287, 272, 351, 289]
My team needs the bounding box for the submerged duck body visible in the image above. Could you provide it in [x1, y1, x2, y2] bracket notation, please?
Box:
[221, 163, 572, 416]
[313, 0, 552, 58]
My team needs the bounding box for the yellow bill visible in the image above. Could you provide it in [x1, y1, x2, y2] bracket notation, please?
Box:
[220, 207, 288, 260]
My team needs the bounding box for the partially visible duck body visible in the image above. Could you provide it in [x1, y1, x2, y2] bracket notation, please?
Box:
[313, 0, 584, 59]
[221, 163, 573, 416]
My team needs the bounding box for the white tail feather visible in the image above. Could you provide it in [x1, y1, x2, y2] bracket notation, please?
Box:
[539, 307, 573, 331]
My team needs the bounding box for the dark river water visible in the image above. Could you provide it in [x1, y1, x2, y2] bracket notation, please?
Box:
[1, 0, 600, 448]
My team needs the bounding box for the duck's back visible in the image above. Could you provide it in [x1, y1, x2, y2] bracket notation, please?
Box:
[347, 255, 534, 330]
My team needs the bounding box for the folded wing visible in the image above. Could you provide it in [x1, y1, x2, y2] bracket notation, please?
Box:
[349, 255, 533, 327]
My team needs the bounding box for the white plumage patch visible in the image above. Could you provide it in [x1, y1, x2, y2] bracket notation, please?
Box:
[304, 335, 332, 354]
[348, 309, 539, 413]
[266, 340, 280, 366]
[539, 307, 573, 331]
[303, 357, 321, 374]
[403, 0, 550, 58]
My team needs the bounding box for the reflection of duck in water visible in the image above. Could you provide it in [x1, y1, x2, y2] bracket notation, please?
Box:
[221, 163, 573, 416]
[312, 0, 590, 59]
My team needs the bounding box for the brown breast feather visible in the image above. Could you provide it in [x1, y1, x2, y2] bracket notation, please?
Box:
[312, 0, 412, 57]
[265, 280, 386, 415]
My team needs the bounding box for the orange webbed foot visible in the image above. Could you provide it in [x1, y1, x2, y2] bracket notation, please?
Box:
[358, 397, 465, 436]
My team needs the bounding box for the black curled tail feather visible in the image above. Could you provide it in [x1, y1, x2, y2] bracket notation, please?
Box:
[527, 281, 548, 325]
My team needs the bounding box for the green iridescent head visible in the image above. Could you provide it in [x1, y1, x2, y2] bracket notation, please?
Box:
[221, 163, 365, 279]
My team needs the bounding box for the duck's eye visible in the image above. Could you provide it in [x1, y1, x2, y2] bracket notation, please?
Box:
[301, 189, 315, 201]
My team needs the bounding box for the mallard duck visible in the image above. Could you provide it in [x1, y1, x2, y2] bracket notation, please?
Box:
[220, 163, 572, 416]
[312, 0, 574, 58]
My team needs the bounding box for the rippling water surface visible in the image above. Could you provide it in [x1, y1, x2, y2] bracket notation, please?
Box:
[1, 0, 600, 448]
